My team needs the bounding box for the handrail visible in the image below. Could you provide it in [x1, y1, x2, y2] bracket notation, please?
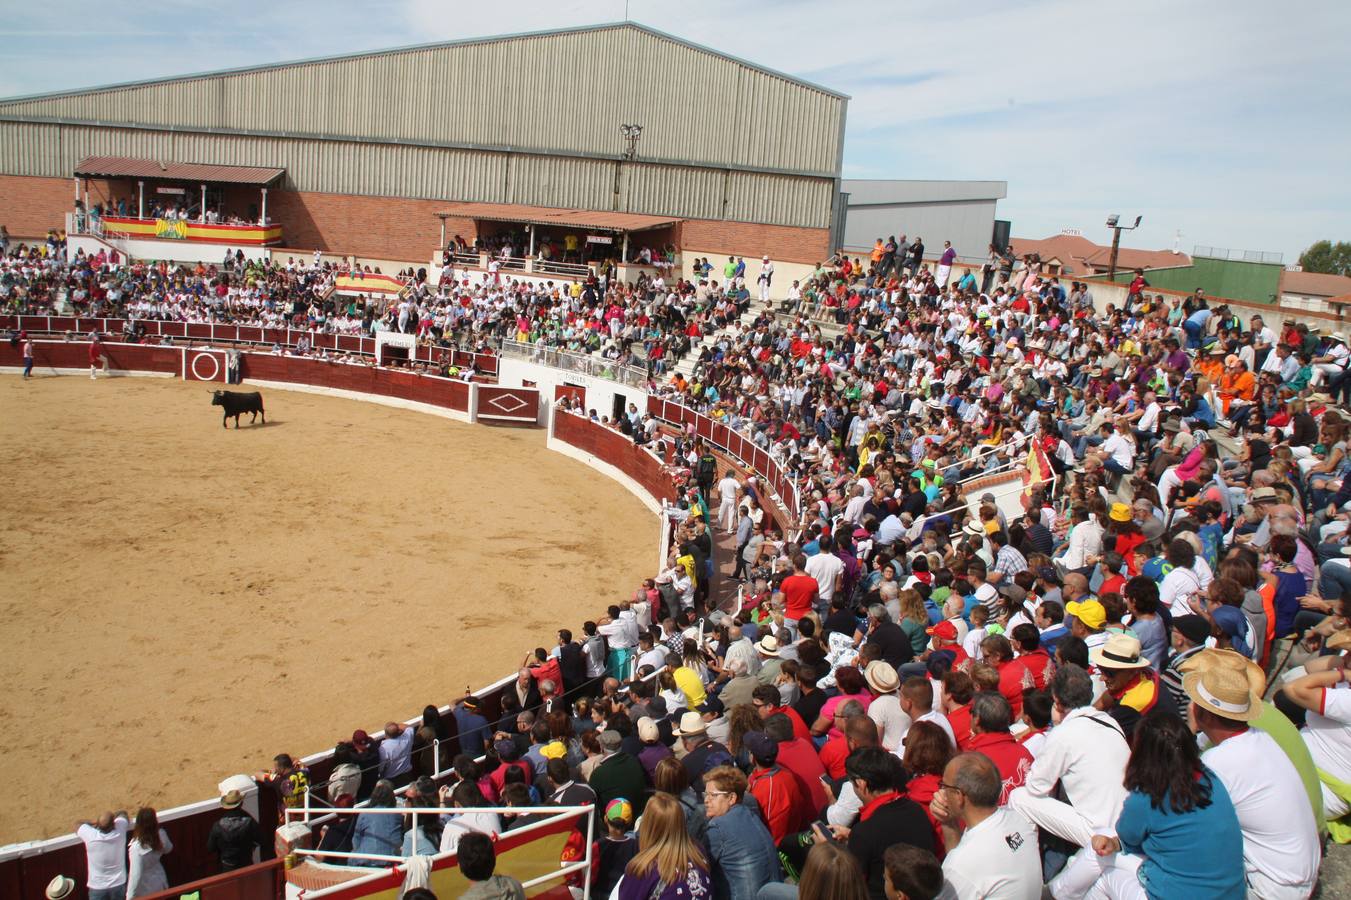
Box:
[292, 804, 595, 899]
[498, 338, 651, 388]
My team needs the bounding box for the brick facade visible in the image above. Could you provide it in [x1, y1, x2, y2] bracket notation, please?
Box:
[680, 218, 830, 265]
[0, 174, 76, 240]
[0, 173, 828, 265]
[265, 189, 477, 260]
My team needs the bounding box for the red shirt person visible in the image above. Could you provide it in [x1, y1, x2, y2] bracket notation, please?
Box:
[780, 553, 819, 623]
[964, 692, 1034, 805]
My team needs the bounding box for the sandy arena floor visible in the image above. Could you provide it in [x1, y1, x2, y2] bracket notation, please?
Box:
[0, 374, 658, 844]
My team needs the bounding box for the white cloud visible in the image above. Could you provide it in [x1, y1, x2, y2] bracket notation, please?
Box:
[1, 0, 1346, 258]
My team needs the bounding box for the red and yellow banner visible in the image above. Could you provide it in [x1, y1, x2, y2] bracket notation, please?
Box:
[333, 273, 408, 295]
[102, 216, 283, 246]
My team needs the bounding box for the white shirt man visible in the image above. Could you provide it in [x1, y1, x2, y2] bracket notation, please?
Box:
[716, 474, 741, 533]
[724, 628, 762, 677]
[1302, 681, 1351, 820]
[1137, 398, 1161, 434]
[804, 549, 845, 607]
[598, 607, 640, 649]
[1101, 430, 1135, 469]
[78, 814, 130, 895]
[942, 804, 1041, 900]
[1007, 673, 1130, 898]
[1204, 727, 1320, 898]
[1059, 517, 1103, 571]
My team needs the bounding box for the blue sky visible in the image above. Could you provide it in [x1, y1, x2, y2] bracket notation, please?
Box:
[2, 0, 1347, 261]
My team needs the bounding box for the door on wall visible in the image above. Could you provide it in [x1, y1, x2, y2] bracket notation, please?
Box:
[612, 393, 629, 430]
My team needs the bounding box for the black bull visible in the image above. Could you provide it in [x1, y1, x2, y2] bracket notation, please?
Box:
[210, 390, 266, 428]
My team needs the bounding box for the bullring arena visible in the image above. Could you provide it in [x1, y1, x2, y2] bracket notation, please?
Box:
[0, 373, 658, 845]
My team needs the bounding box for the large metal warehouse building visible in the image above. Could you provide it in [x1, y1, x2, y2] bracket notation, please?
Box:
[0, 22, 848, 268]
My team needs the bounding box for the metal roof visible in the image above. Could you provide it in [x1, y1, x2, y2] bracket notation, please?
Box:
[73, 155, 285, 185]
[438, 202, 679, 232]
[1, 22, 847, 105]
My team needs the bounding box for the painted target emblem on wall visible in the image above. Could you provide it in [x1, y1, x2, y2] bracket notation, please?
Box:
[183, 350, 224, 382]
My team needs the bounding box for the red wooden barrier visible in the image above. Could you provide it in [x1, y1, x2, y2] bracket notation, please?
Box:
[552, 412, 678, 506]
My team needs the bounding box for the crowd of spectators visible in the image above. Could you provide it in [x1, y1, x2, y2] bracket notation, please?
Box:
[18, 219, 1351, 898]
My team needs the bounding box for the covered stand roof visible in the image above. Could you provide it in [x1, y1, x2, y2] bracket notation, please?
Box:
[437, 202, 678, 233]
[73, 156, 285, 186]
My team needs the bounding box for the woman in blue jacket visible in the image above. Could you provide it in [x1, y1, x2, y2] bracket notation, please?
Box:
[1087, 711, 1244, 899]
[351, 780, 404, 866]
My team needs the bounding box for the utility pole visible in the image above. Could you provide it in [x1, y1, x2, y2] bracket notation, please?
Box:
[1105, 214, 1142, 279]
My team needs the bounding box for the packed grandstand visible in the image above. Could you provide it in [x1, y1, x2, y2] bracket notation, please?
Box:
[5, 224, 1351, 900]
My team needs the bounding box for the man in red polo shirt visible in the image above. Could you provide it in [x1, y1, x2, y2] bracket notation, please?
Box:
[964, 693, 1033, 805]
[780, 553, 818, 633]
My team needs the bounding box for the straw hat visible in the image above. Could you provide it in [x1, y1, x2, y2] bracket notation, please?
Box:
[755, 635, 781, 656]
[1089, 633, 1150, 670]
[864, 661, 900, 694]
[1178, 648, 1265, 722]
[221, 789, 244, 809]
[46, 876, 76, 900]
[672, 711, 707, 737]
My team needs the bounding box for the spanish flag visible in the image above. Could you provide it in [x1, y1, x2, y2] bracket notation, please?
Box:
[1023, 443, 1052, 498]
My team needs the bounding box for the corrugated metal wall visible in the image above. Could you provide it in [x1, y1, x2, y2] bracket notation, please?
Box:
[0, 24, 844, 178]
[0, 121, 834, 227]
[842, 200, 1001, 263]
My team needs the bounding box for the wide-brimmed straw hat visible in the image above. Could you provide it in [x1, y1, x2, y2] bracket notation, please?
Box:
[864, 661, 900, 694]
[1089, 633, 1150, 670]
[672, 711, 707, 737]
[1178, 648, 1265, 722]
[46, 876, 76, 900]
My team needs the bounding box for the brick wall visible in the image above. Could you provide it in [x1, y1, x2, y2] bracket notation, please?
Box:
[0, 174, 75, 240]
[680, 218, 830, 264]
[267, 189, 476, 260]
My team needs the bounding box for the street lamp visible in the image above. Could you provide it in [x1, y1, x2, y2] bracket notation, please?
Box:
[619, 123, 643, 161]
[1105, 214, 1142, 279]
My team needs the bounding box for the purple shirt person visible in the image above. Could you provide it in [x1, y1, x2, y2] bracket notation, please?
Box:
[941, 245, 957, 266]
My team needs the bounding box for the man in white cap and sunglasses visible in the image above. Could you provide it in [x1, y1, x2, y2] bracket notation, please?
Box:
[1180, 649, 1321, 899]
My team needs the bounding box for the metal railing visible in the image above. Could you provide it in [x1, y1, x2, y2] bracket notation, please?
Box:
[1193, 245, 1283, 265]
[286, 804, 594, 898]
[498, 338, 651, 388]
[533, 259, 592, 277]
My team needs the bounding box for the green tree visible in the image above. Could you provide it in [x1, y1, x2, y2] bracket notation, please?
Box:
[1297, 240, 1351, 276]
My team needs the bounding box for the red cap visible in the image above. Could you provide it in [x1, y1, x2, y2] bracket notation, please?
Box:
[351, 729, 372, 751]
[926, 620, 958, 641]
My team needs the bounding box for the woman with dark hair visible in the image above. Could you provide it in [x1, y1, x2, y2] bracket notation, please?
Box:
[1124, 576, 1166, 669]
[126, 807, 172, 897]
[438, 779, 501, 854]
[811, 666, 871, 739]
[1089, 710, 1244, 899]
[1159, 538, 1203, 616]
[351, 780, 403, 865]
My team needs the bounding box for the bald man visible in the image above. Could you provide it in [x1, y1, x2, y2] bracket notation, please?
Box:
[77, 810, 130, 900]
